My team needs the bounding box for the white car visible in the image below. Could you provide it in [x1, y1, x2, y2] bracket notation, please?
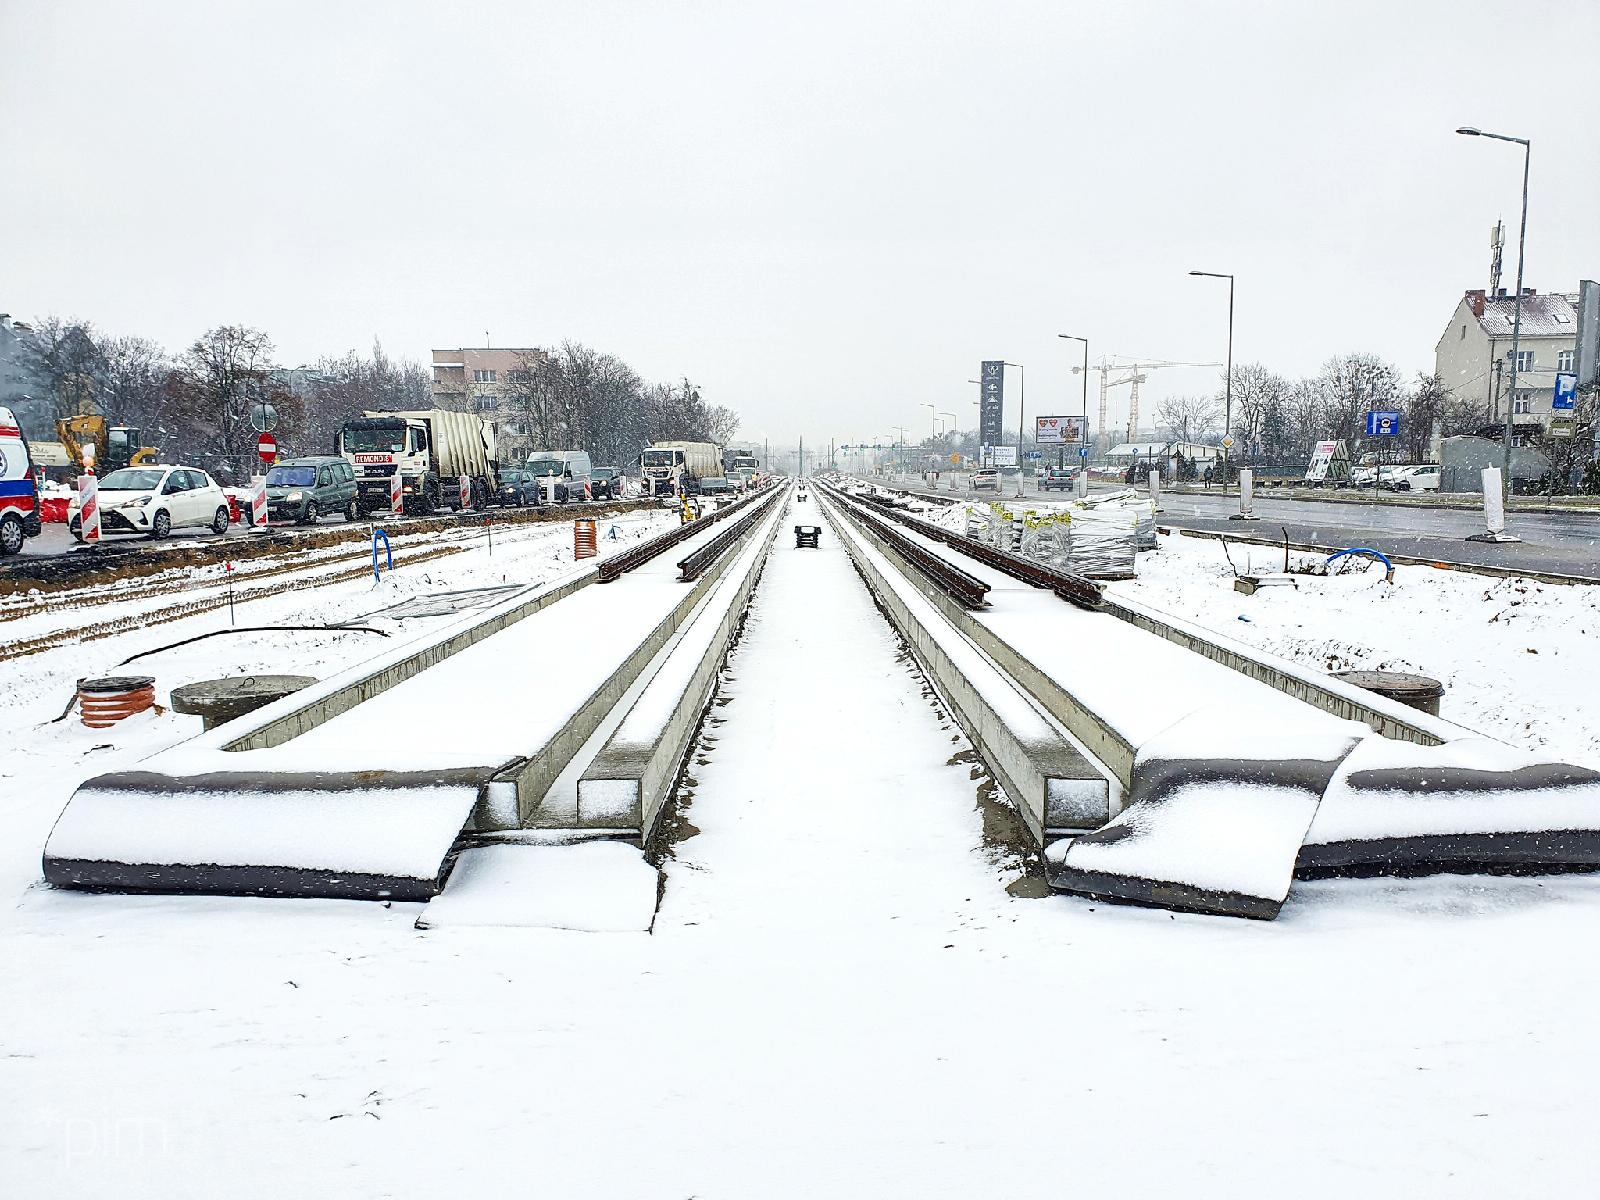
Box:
[1399, 466, 1441, 493]
[69, 464, 231, 540]
[970, 468, 1001, 491]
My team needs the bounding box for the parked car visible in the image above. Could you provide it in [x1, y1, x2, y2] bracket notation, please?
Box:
[1347, 465, 1379, 487]
[970, 468, 1001, 492]
[699, 476, 734, 496]
[590, 466, 622, 500]
[68, 464, 230, 540]
[1398, 465, 1441, 493]
[264, 456, 358, 524]
[496, 467, 544, 507]
[1039, 467, 1077, 491]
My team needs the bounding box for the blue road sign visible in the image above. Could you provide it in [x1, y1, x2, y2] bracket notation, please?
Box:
[1078, 446, 1090, 459]
[1026, 450, 1043, 460]
[1554, 372, 1578, 411]
[1365, 410, 1401, 437]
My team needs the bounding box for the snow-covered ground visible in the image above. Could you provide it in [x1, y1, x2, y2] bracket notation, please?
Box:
[5, 500, 1600, 1195]
[1112, 530, 1600, 766]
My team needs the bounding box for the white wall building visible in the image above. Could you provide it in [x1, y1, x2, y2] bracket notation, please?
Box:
[1434, 288, 1581, 430]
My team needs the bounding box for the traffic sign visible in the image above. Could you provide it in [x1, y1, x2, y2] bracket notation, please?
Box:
[250, 403, 278, 433]
[1554, 372, 1578, 411]
[1364, 410, 1401, 437]
[1221, 433, 1236, 450]
[1078, 446, 1089, 460]
[256, 432, 278, 464]
[1026, 450, 1043, 460]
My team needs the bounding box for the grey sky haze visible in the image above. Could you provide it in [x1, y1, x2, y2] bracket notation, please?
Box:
[3, 0, 1597, 448]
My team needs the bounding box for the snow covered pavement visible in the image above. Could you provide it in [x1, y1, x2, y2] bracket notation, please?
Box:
[7, 498, 1600, 1195]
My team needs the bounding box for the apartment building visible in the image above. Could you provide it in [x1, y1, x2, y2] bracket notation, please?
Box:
[1434, 287, 1582, 430]
[431, 346, 545, 460]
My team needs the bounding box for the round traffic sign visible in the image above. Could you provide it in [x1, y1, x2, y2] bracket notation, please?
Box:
[257, 432, 278, 464]
[250, 402, 279, 433]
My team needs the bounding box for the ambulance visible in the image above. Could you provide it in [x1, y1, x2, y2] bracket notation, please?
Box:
[0, 406, 42, 555]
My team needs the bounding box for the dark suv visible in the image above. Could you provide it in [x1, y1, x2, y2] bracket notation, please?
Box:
[590, 467, 622, 500]
[265, 457, 358, 523]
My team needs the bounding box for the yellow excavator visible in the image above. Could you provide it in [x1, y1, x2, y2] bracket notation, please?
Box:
[55, 415, 157, 473]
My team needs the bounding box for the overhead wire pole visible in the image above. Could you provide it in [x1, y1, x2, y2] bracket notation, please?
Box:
[1189, 270, 1235, 492]
[1059, 333, 1089, 471]
[1457, 125, 1530, 505]
[1006, 362, 1025, 496]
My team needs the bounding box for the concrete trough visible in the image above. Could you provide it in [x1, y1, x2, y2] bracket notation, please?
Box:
[41, 512, 776, 901]
[1298, 736, 1600, 878]
[578, 504, 783, 839]
[1046, 710, 1367, 920]
[823, 491, 1111, 844]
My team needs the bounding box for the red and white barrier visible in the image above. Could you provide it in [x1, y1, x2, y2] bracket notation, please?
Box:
[459, 474, 471, 510]
[390, 472, 404, 514]
[78, 473, 100, 543]
[250, 480, 267, 528]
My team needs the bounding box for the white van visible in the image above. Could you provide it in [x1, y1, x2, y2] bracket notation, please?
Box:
[0, 406, 42, 555]
[523, 450, 594, 504]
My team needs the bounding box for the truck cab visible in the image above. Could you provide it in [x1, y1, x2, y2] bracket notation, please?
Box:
[641, 446, 685, 497]
[339, 415, 437, 514]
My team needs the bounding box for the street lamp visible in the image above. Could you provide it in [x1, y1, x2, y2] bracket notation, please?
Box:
[1189, 270, 1235, 490]
[921, 401, 938, 440]
[1457, 125, 1530, 509]
[1005, 362, 1025, 495]
[1059, 333, 1089, 469]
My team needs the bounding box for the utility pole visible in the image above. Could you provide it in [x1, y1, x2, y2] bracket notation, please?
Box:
[1006, 363, 1026, 496]
[1457, 125, 1531, 500]
[798, 435, 803, 478]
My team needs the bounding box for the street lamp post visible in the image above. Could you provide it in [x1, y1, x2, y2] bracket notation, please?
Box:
[1189, 271, 1235, 491]
[1059, 333, 1089, 471]
[1005, 362, 1025, 496]
[1457, 126, 1530, 505]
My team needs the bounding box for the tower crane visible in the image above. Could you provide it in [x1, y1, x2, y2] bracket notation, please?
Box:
[1071, 358, 1223, 448]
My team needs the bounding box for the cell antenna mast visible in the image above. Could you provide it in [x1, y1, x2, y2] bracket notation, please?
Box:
[1489, 221, 1504, 295]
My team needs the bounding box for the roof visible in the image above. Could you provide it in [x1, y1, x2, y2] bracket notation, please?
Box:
[1475, 292, 1580, 339]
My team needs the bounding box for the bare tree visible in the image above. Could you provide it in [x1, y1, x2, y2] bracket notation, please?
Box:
[168, 325, 297, 483]
[1154, 393, 1221, 442]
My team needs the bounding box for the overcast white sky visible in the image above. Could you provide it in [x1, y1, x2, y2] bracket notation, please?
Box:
[3, 0, 1597, 447]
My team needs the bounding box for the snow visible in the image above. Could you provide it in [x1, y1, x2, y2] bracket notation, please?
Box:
[1111, 530, 1600, 765]
[1308, 735, 1600, 843]
[6, 492, 1600, 1193]
[45, 783, 480, 877]
[417, 843, 658, 932]
[1050, 781, 1322, 900]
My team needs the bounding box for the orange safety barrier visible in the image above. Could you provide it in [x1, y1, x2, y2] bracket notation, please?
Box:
[574, 518, 598, 560]
[78, 675, 157, 729]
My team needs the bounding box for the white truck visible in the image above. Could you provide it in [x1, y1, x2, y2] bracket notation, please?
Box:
[338, 409, 498, 515]
[641, 440, 722, 497]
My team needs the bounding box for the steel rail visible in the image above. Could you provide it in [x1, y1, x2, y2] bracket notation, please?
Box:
[823, 481, 1103, 611]
[676, 491, 783, 581]
[597, 484, 778, 583]
[821, 487, 992, 610]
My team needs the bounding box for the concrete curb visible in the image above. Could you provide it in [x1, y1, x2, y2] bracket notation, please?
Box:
[823, 491, 1112, 842]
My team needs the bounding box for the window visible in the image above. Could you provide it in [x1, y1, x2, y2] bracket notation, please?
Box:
[1558, 350, 1575, 373]
[476, 396, 498, 412]
[473, 368, 499, 383]
[318, 467, 331, 486]
[1460, 324, 1466, 340]
[1512, 350, 1534, 373]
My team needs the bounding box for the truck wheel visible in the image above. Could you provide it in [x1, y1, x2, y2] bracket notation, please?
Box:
[0, 514, 23, 556]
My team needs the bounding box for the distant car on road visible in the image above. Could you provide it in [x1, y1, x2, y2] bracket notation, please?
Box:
[970, 468, 1001, 492]
[699, 476, 734, 497]
[69, 464, 230, 540]
[265, 456, 358, 524]
[1395, 465, 1441, 493]
[589, 466, 622, 500]
[1039, 467, 1077, 491]
[496, 467, 543, 507]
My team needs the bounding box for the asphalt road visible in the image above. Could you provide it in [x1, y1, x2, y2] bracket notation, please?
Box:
[876, 473, 1600, 578]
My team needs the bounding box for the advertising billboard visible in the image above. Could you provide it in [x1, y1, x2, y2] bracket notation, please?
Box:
[979, 361, 1005, 448]
[1035, 415, 1087, 444]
